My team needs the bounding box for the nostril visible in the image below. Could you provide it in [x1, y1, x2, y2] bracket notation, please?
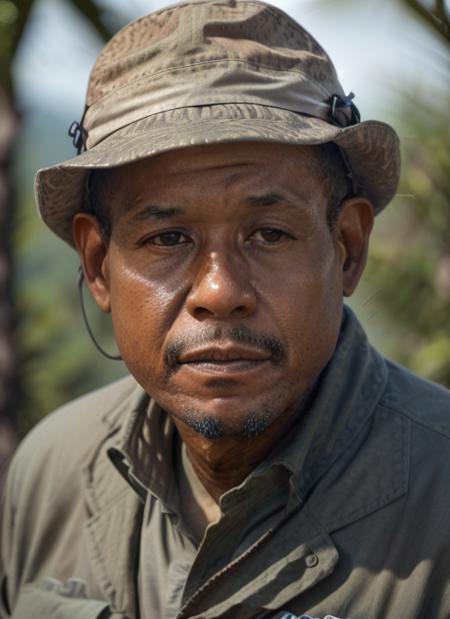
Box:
[191, 303, 248, 320]
[192, 305, 214, 320]
[232, 305, 248, 317]
[189, 300, 253, 321]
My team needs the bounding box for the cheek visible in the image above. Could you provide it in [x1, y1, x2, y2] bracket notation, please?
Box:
[271, 241, 343, 375]
[107, 263, 184, 384]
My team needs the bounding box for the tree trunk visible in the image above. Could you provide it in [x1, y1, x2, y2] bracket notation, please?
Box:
[0, 85, 19, 493]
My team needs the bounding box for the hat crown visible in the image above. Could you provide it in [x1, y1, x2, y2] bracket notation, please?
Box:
[83, 0, 347, 149]
[88, 0, 340, 105]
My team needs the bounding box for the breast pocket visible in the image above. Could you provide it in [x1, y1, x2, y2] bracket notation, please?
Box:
[11, 584, 113, 619]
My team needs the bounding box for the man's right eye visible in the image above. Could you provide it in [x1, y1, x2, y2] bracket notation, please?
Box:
[146, 231, 189, 246]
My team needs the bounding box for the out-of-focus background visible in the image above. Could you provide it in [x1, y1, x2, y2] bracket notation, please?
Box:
[0, 0, 449, 471]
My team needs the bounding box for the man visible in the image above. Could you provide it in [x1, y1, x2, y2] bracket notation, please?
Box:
[1, 1, 449, 618]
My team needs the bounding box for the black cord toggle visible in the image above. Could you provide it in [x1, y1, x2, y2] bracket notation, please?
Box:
[328, 92, 361, 128]
[68, 121, 88, 155]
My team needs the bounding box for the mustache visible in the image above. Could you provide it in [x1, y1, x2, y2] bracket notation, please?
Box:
[165, 326, 286, 368]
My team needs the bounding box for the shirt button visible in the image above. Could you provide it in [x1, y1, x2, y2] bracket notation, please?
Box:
[305, 553, 319, 568]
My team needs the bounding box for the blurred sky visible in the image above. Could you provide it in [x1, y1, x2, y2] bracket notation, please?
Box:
[13, 0, 449, 131]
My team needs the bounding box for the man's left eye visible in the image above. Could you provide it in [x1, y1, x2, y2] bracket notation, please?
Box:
[252, 228, 289, 243]
[148, 231, 189, 246]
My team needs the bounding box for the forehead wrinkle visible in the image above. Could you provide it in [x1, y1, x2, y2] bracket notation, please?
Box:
[245, 189, 314, 211]
[221, 167, 253, 191]
[246, 191, 290, 208]
[216, 163, 316, 210]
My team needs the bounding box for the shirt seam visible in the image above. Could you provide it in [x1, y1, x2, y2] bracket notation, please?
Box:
[377, 401, 450, 440]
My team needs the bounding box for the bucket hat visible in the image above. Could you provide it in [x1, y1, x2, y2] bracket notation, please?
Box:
[35, 0, 401, 247]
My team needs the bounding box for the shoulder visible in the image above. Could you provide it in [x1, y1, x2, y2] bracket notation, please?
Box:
[1, 376, 146, 607]
[5, 375, 144, 501]
[379, 359, 450, 439]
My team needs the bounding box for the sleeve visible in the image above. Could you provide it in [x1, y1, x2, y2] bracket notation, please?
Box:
[0, 442, 33, 618]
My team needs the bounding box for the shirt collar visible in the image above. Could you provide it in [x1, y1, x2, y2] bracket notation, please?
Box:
[108, 394, 179, 510]
[258, 305, 388, 501]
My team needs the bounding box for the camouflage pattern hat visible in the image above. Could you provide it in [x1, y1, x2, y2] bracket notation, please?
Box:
[35, 0, 401, 247]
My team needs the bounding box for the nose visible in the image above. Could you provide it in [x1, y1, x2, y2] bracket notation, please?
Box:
[186, 251, 257, 320]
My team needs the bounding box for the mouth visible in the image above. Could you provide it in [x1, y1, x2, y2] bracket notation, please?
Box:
[178, 345, 271, 374]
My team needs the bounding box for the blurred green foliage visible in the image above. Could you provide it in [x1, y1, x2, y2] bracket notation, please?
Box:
[0, 1, 19, 66]
[14, 194, 127, 434]
[365, 95, 450, 386]
[2, 0, 120, 435]
[0, 0, 32, 95]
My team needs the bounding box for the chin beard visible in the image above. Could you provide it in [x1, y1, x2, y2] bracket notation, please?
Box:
[183, 409, 273, 440]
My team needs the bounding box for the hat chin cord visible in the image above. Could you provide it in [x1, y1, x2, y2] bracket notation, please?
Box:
[77, 267, 122, 361]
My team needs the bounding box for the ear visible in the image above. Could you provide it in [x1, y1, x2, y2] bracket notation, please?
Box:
[336, 197, 374, 297]
[73, 213, 111, 313]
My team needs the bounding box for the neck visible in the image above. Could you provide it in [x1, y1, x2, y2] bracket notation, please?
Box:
[171, 402, 304, 504]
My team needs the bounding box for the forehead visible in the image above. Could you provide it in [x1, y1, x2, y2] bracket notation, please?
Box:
[99, 141, 328, 209]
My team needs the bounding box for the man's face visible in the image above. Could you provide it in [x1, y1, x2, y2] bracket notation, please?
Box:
[75, 142, 371, 438]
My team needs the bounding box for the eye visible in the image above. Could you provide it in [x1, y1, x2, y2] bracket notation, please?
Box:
[252, 228, 290, 244]
[146, 231, 190, 246]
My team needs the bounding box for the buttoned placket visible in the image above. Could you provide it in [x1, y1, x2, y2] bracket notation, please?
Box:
[176, 502, 339, 619]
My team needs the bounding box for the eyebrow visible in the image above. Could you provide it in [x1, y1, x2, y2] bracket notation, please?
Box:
[130, 205, 184, 221]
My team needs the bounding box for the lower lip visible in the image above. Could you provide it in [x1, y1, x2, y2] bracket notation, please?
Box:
[180, 359, 270, 375]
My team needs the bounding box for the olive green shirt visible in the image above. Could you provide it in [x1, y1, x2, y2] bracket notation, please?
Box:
[2, 308, 450, 618]
[133, 405, 290, 619]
